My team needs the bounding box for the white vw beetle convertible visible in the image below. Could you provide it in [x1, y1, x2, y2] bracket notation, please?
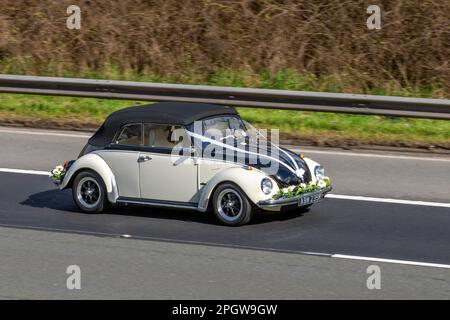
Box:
[56, 102, 331, 226]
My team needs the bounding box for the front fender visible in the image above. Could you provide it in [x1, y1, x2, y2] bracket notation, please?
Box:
[197, 166, 279, 211]
[59, 153, 119, 203]
[303, 157, 320, 183]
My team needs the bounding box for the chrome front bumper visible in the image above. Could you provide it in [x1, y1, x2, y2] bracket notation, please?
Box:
[257, 186, 332, 211]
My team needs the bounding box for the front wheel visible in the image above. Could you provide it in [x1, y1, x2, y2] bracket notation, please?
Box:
[212, 183, 254, 226]
[72, 170, 109, 213]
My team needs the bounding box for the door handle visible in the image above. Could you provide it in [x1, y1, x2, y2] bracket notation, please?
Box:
[138, 155, 152, 162]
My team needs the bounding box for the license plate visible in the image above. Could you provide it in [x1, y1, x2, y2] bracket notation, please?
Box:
[298, 192, 322, 206]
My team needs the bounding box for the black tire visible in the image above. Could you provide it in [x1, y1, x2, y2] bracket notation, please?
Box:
[72, 170, 109, 213]
[212, 183, 254, 226]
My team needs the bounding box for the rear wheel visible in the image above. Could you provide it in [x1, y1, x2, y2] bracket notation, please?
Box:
[72, 171, 108, 213]
[212, 183, 253, 226]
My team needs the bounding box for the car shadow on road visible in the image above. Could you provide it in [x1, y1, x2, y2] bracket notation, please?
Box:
[20, 188, 80, 213]
[21, 189, 309, 226]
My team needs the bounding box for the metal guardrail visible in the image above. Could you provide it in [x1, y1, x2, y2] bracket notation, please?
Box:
[0, 74, 449, 120]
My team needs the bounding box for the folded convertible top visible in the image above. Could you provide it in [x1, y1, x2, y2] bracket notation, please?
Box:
[88, 102, 237, 147]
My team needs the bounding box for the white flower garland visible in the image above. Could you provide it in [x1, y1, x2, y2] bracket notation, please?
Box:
[273, 177, 331, 200]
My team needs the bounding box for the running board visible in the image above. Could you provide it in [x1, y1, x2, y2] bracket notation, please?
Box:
[116, 197, 200, 210]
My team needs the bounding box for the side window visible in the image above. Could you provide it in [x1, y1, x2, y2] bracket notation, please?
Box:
[144, 124, 190, 148]
[115, 124, 142, 146]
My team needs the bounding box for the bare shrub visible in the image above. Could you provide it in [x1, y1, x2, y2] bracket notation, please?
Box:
[0, 0, 448, 95]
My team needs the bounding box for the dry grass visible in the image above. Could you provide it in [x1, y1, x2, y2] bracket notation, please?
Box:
[0, 0, 449, 96]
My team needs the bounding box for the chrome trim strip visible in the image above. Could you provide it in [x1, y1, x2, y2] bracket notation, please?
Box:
[116, 198, 200, 210]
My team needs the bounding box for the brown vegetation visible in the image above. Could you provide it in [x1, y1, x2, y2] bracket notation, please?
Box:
[0, 0, 449, 95]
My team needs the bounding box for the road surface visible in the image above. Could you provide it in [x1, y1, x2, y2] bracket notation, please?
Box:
[0, 126, 449, 299]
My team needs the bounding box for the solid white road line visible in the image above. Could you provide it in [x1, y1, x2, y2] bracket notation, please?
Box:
[291, 148, 450, 163]
[0, 128, 90, 138]
[0, 168, 49, 176]
[332, 254, 450, 269]
[327, 194, 450, 208]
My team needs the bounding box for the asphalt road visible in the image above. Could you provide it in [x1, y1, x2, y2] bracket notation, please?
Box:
[1, 172, 450, 264]
[1, 226, 449, 299]
[0, 126, 449, 299]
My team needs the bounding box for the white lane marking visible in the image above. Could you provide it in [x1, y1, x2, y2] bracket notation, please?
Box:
[0, 168, 49, 176]
[291, 148, 450, 163]
[327, 194, 450, 208]
[1, 167, 450, 208]
[332, 254, 450, 269]
[0, 128, 90, 138]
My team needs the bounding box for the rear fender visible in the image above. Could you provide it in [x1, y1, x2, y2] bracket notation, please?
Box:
[59, 153, 119, 203]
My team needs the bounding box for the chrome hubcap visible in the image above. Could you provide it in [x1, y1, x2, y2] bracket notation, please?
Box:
[217, 189, 243, 222]
[77, 177, 101, 209]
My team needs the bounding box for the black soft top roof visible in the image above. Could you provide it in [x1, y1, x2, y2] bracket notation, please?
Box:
[88, 102, 238, 147]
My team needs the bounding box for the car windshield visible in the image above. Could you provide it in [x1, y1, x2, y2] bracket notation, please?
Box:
[200, 116, 275, 147]
[203, 116, 246, 137]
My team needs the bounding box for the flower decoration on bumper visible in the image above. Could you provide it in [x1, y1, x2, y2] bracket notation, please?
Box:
[50, 165, 66, 185]
[273, 177, 331, 200]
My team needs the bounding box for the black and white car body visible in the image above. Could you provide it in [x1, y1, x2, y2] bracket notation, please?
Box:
[60, 102, 331, 226]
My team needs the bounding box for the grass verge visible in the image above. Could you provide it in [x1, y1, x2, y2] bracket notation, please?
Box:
[0, 93, 448, 150]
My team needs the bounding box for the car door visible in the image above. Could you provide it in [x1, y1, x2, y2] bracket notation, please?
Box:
[97, 123, 142, 198]
[139, 124, 198, 203]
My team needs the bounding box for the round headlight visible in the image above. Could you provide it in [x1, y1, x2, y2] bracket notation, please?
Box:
[261, 178, 273, 195]
[314, 165, 325, 180]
